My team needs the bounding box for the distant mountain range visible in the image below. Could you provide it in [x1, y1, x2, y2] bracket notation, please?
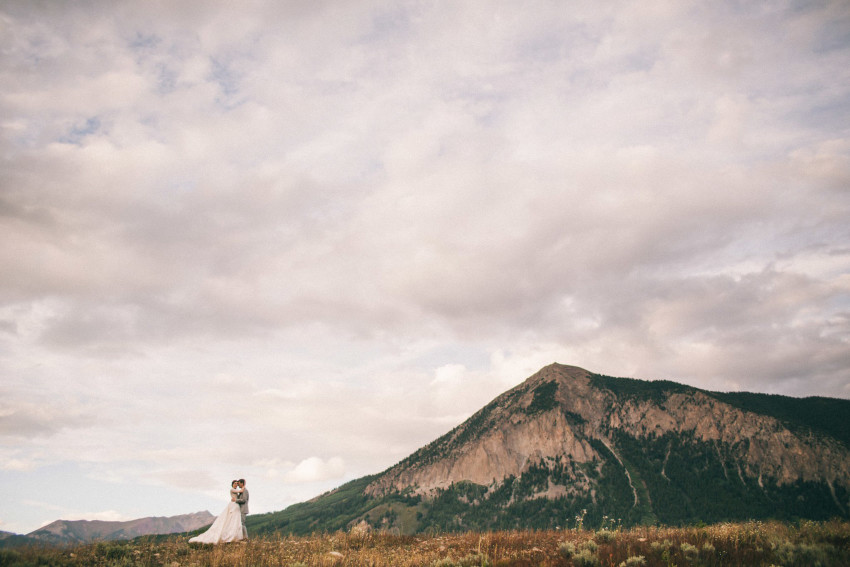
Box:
[1, 511, 214, 547]
[247, 363, 850, 534]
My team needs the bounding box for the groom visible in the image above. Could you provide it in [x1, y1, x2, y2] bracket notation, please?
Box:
[234, 478, 249, 539]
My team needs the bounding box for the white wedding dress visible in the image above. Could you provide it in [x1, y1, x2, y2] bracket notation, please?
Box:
[189, 501, 244, 544]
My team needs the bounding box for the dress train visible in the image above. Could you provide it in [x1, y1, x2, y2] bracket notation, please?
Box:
[189, 502, 244, 544]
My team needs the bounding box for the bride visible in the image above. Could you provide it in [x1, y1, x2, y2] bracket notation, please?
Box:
[189, 480, 245, 544]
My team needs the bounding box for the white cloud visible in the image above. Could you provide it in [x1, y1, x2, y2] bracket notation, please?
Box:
[1, 458, 37, 472]
[284, 457, 346, 484]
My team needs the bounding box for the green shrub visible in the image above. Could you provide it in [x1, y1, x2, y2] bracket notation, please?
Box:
[619, 556, 646, 567]
[681, 542, 699, 558]
[773, 541, 832, 566]
[558, 541, 575, 558]
[573, 548, 601, 567]
[650, 539, 673, 553]
[793, 543, 830, 567]
[94, 542, 130, 561]
[458, 552, 489, 566]
[594, 528, 617, 543]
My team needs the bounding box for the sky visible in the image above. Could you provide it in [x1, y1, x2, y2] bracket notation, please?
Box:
[1, 0, 849, 535]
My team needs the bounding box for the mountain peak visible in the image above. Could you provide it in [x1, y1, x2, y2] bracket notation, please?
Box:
[360, 363, 850, 527]
[525, 362, 590, 383]
[255, 364, 850, 535]
[25, 511, 214, 545]
[365, 364, 599, 498]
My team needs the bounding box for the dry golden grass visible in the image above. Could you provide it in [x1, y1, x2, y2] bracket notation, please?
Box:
[2, 519, 848, 566]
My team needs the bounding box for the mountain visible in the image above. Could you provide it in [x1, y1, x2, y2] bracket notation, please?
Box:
[0, 532, 40, 550]
[248, 363, 850, 534]
[24, 511, 214, 545]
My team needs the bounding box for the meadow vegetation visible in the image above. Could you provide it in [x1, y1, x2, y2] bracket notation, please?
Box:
[1, 519, 848, 566]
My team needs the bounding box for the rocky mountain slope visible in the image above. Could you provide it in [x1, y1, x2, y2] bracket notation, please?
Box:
[24, 511, 214, 545]
[250, 363, 850, 534]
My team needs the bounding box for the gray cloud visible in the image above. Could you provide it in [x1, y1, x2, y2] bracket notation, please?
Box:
[1, 0, 847, 368]
[0, 397, 97, 439]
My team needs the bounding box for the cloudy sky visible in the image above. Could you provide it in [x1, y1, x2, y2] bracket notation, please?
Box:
[2, 0, 849, 534]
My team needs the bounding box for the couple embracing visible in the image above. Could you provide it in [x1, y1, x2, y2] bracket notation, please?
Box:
[189, 479, 250, 544]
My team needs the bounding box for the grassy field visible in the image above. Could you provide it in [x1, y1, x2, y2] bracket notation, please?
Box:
[1, 520, 848, 566]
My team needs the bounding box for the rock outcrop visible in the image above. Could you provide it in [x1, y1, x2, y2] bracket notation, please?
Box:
[366, 364, 850, 518]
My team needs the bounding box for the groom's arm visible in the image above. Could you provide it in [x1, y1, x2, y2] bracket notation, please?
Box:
[235, 490, 247, 504]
